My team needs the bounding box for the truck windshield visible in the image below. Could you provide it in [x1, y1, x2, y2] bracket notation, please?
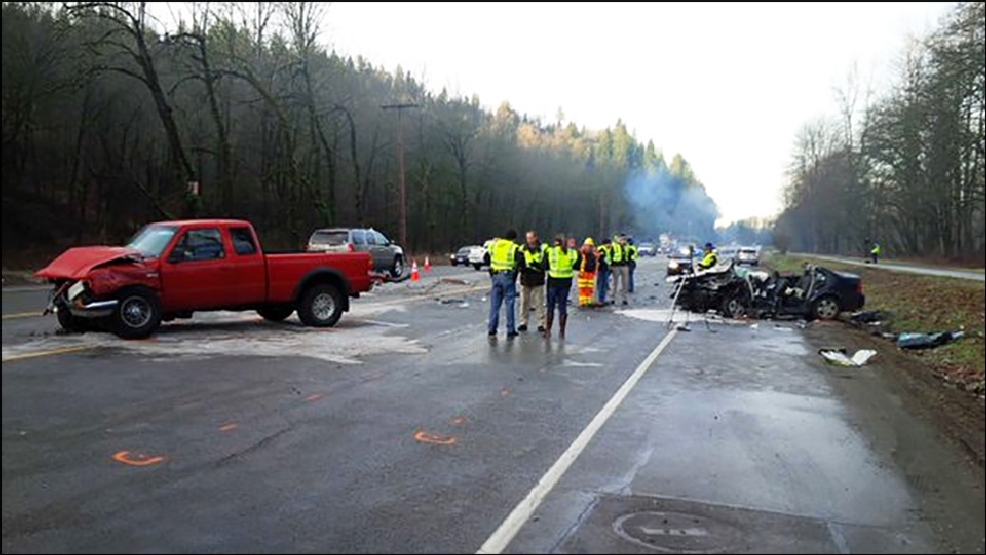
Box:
[127, 225, 178, 257]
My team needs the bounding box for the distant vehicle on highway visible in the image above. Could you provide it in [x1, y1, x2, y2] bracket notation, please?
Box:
[450, 245, 476, 267]
[736, 246, 762, 266]
[718, 245, 739, 262]
[37, 219, 375, 339]
[666, 246, 696, 276]
[469, 241, 493, 270]
[307, 228, 405, 278]
[637, 242, 657, 256]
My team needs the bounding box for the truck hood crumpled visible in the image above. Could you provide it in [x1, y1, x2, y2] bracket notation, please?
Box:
[35, 246, 144, 281]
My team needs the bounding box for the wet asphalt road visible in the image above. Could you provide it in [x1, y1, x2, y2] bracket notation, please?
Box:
[3, 258, 984, 554]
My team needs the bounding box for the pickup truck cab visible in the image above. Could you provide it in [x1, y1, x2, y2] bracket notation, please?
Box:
[36, 219, 374, 339]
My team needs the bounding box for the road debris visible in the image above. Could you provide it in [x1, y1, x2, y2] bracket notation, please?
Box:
[819, 348, 877, 367]
[849, 310, 892, 326]
[895, 330, 966, 350]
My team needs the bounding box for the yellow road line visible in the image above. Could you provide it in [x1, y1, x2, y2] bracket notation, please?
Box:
[2, 345, 96, 363]
[2, 312, 44, 321]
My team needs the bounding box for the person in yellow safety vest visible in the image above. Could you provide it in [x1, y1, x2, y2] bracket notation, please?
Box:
[595, 237, 612, 305]
[487, 229, 525, 339]
[610, 234, 630, 306]
[697, 242, 718, 270]
[870, 241, 882, 264]
[545, 233, 581, 340]
[518, 230, 549, 333]
[627, 237, 639, 294]
[578, 238, 598, 308]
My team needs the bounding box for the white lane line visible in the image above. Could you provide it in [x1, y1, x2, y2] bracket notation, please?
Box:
[476, 328, 679, 555]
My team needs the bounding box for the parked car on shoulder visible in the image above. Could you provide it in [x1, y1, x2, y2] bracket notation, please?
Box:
[637, 242, 657, 256]
[307, 228, 405, 278]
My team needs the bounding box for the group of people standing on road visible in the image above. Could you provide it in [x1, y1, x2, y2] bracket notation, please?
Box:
[486, 229, 639, 340]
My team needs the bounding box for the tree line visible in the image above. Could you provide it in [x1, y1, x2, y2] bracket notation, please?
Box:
[775, 2, 985, 262]
[1, 1, 719, 257]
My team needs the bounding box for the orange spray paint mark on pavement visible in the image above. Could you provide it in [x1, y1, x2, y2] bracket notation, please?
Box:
[413, 430, 458, 445]
[111, 451, 166, 467]
[450, 416, 468, 426]
[304, 393, 326, 403]
[219, 423, 238, 432]
[501, 388, 511, 397]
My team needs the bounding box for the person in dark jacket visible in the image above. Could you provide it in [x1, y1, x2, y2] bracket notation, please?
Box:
[518, 230, 548, 332]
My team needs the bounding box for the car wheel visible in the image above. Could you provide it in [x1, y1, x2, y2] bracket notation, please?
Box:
[297, 283, 343, 327]
[257, 306, 294, 322]
[390, 256, 404, 278]
[812, 296, 841, 320]
[113, 286, 162, 340]
[451, 260, 458, 267]
[721, 292, 749, 319]
[473, 264, 482, 271]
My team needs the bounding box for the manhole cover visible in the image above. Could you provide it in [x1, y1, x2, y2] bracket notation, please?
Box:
[613, 510, 743, 553]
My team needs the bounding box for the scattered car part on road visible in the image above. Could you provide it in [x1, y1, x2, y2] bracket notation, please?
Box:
[818, 348, 877, 367]
[895, 330, 966, 350]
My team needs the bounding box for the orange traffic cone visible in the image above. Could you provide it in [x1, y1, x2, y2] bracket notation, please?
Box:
[410, 260, 421, 282]
[424, 256, 432, 272]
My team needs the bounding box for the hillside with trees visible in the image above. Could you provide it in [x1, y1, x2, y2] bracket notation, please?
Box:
[775, 2, 985, 262]
[1, 1, 718, 260]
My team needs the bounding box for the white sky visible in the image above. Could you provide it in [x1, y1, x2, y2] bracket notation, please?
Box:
[321, 2, 951, 225]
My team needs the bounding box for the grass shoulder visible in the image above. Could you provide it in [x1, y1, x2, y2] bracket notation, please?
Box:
[766, 252, 985, 394]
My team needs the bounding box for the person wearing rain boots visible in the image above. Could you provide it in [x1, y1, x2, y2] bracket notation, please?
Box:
[545, 234, 581, 340]
[578, 237, 598, 307]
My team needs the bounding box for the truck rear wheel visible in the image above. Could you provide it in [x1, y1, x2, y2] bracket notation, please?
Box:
[113, 286, 162, 340]
[297, 283, 343, 327]
[258, 306, 294, 322]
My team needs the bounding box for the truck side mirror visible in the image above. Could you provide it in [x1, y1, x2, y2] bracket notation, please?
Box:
[168, 249, 187, 264]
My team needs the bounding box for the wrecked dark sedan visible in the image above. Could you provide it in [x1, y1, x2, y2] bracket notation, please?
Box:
[737, 264, 865, 320]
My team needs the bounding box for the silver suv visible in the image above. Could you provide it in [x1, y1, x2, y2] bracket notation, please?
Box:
[307, 228, 405, 278]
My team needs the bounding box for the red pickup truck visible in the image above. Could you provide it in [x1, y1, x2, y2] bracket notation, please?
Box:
[36, 219, 375, 339]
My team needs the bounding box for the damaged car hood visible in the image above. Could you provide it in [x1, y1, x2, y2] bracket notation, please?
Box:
[35, 246, 144, 280]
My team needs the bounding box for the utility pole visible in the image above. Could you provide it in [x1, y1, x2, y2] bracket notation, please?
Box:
[382, 103, 420, 249]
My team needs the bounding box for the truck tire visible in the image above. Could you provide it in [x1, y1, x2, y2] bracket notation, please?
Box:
[56, 306, 88, 333]
[113, 286, 162, 340]
[257, 306, 294, 322]
[297, 283, 343, 327]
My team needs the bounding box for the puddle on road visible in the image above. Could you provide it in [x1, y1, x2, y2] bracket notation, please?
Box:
[1, 312, 426, 365]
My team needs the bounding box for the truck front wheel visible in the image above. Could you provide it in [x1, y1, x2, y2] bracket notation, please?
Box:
[56, 306, 89, 333]
[297, 283, 343, 327]
[113, 286, 162, 340]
